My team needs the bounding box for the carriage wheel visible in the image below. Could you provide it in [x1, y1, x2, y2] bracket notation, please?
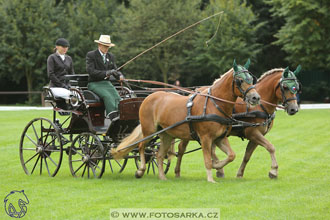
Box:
[134, 155, 171, 175]
[19, 118, 63, 177]
[134, 136, 171, 175]
[68, 133, 105, 178]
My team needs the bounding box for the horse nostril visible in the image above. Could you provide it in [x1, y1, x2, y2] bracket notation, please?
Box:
[290, 108, 297, 114]
[252, 95, 260, 101]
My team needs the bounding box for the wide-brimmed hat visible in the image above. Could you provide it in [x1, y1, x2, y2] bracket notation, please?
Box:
[55, 38, 70, 47]
[94, 35, 115, 47]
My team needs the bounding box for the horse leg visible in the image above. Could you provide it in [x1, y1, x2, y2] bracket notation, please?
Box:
[200, 138, 215, 183]
[135, 141, 147, 178]
[156, 134, 173, 180]
[236, 141, 258, 178]
[211, 144, 225, 178]
[212, 137, 236, 170]
[255, 135, 278, 179]
[238, 131, 278, 179]
[174, 140, 189, 178]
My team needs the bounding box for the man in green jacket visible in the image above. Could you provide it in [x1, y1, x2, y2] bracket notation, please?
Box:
[86, 35, 124, 119]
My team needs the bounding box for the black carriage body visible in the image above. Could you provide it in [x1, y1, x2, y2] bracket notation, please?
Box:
[45, 74, 144, 136]
[20, 74, 171, 178]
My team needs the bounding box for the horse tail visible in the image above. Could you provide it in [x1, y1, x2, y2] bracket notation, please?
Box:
[111, 124, 143, 159]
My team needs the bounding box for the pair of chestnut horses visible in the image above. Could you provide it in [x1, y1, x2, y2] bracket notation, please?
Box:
[111, 59, 301, 182]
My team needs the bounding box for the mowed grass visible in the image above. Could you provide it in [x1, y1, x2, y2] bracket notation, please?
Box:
[0, 109, 329, 219]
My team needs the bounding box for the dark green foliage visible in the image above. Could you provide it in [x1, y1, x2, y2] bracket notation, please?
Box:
[63, 0, 120, 74]
[0, 0, 62, 103]
[183, 0, 260, 86]
[247, 0, 288, 75]
[113, 0, 202, 84]
[0, 0, 329, 104]
[268, 0, 330, 70]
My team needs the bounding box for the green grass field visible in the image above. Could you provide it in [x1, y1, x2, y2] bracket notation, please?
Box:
[0, 109, 329, 219]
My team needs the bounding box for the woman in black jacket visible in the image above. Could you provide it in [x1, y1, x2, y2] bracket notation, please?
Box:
[47, 38, 75, 88]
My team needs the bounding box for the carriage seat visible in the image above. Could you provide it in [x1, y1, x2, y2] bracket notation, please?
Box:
[47, 87, 72, 100]
[83, 90, 104, 107]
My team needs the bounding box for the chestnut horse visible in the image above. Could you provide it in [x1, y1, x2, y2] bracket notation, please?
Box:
[111, 59, 260, 182]
[174, 66, 301, 179]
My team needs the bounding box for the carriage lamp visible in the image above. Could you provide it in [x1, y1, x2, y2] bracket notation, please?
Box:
[69, 94, 79, 107]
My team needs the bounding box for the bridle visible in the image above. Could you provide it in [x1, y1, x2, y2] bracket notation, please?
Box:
[275, 77, 301, 107]
[232, 69, 257, 101]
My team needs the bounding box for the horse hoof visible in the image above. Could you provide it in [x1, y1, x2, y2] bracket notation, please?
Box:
[268, 172, 278, 179]
[236, 175, 243, 178]
[135, 171, 142, 179]
[216, 171, 225, 178]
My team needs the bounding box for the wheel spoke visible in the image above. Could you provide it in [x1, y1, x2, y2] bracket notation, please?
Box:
[74, 162, 85, 175]
[22, 148, 37, 151]
[71, 159, 83, 162]
[89, 160, 102, 171]
[24, 153, 39, 165]
[147, 161, 151, 174]
[31, 155, 41, 175]
[154, 159, 159, 168]
[43, 136, 58, 149]
[42, 124, 52, 147]
[115, 160, 123, 168]
[81, 164, 87, 177]
[44, 152, 58, 167]
[44, 157, 51, 176]
[152, 159, 156, 174]
[91, 166, 97, 178]
[40, 155, 43, 175]
[31, 123, 39, 143]
[45, 149, 61, 152]
[25, 134, 39, 147]
[109, 159, 114, 173]
[40, 119, 43, 143]
[71, 147, 84, 157]
[88, 165, 90, 178]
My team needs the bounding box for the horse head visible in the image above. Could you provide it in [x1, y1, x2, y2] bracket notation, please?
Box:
[233, 59, 260, 106]
[276, 65, 301, 115]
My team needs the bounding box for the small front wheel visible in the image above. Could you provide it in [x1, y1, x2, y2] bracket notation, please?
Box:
[68, 133, 105, 178]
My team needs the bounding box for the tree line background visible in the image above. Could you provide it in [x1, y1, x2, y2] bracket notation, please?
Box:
[0, 0, 329, 104]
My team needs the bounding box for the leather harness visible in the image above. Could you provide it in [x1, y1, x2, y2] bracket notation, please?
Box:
[186, 88, 259, 144]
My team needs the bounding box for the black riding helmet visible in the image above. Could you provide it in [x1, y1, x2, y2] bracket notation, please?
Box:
[55, 38, 70, 47]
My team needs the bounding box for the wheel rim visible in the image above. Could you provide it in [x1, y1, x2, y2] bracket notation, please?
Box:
[69, 133, 105, 178]
[19, 118, 63, 177]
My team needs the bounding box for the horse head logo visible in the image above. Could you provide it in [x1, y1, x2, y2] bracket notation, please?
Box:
[4, 190, 29, 218]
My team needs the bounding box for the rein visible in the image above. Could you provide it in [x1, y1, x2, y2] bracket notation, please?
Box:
[123, 78, 287, 109]
[124, 79, 242, 105]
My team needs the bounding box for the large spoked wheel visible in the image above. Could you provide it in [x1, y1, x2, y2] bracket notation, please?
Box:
[20, 118, 63, 177]
[68, 133, 105, 178]
[134, 137, 171, 175]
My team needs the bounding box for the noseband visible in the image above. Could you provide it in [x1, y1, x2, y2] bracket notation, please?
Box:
[232, 70, 256, 101]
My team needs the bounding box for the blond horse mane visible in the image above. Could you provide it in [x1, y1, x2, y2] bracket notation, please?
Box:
[212, 68, 233, 86]
[257, 68, 284, 83]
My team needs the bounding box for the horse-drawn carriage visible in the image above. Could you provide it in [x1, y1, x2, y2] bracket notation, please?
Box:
[19, 60, 301, 182]
[19, 74, 173, 178]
